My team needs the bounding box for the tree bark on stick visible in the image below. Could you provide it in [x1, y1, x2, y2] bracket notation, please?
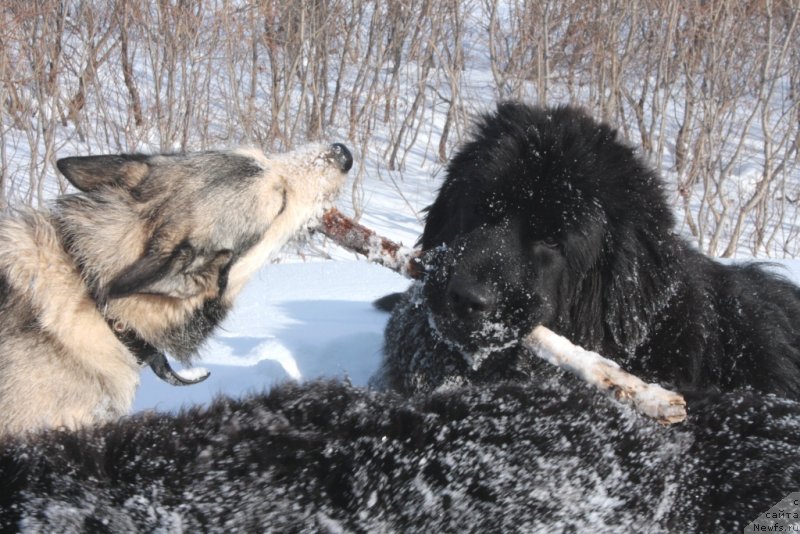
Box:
[319, 208, 423, 279]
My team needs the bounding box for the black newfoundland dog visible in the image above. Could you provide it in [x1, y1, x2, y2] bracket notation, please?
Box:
[377, 102, 800, 398]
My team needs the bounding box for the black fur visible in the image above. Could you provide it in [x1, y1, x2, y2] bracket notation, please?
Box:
[377, 103, 800, 398]
[0, 380, 797, 531]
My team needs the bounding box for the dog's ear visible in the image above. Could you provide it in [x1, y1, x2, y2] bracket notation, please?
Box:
[107, 242, 233, 300]
[57, 154, 150, 192]
[420, 181, 463, 250]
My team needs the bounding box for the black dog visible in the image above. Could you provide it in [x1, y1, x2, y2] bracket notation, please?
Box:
[376, 103, 800, 398]
[1, 380, 798, 531]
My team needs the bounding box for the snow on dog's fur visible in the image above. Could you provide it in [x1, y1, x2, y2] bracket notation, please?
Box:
[0, 143, 352, 436]
[0, 380, 797, 531]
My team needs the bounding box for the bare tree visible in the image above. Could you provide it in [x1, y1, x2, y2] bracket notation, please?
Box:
[1, 0, 797, 256]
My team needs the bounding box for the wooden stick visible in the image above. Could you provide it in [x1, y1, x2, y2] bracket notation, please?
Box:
[317, 209, 687, 424]
[318, 208, 423, 278]
[523, 326, 686, 424]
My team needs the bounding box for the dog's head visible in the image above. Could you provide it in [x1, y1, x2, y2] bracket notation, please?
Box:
[419, 103, 678, 360]
[55, 143, 352, 360]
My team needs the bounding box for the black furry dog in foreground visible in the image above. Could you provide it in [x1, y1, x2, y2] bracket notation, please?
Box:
[376, 102, 800, 398]
[1, 380, 798, 531]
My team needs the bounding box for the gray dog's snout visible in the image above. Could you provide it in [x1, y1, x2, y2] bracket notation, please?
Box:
[330, 143, 353, 172]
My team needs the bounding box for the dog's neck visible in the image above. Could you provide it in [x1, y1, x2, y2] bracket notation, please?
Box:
[53, 214, 207, 387]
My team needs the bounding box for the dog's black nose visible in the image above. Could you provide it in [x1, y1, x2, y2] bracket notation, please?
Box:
[447, 274, 496, 322]
[330, 143, 353, 172]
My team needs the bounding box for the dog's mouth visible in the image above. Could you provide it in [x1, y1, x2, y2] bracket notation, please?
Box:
[421, 252, 531, 369]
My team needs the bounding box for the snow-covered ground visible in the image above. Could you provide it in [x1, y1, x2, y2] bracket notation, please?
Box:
[133, 259, 410, 412]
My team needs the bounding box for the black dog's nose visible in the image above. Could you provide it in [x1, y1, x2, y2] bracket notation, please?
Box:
[447, 274, 496, 322]
[330, 143, 353, 172]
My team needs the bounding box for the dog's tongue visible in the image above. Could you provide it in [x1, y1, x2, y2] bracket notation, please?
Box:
[148, 352, 210, 386]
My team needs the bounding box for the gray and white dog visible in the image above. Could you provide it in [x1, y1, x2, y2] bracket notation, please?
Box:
[0, 143, 352, 437]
